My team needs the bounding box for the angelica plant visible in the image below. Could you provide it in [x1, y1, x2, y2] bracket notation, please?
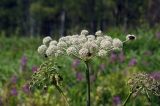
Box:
[30, 29, 135, 106]
[123, 73, 160, 106]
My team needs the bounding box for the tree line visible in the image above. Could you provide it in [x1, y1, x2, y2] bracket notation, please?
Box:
[0, 0, 160, 36]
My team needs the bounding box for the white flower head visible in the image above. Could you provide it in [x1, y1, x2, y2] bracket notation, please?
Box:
[79, 48, 89, 58]
[43, 36, 52, 46]
[112, 38, 123, 49]
[70, 37, 80, 45]
[79, 34, 86, 38]
[104, 36, 112, 42]
[57, 41, 67, 49]
[100, 39, 112, 50]
[72, 34, 79, 38]
[126, 34, 136, 41]
[49, 40, 58, 46]
[46, 45, 58, 57]
[87, 35, 95, 41]
[66, 46, 77, 56]
[95, 30, 103, 36]
[96, 36, 104, 44]
[83, 41, 98, 53]
[37, 45, 47, 56]
[78, 37, 87, 43]
[98, 49, 107, 57]
[59, 36, 68, 42]
[81, 29, 89, 35]
[55, 50, 64, 57]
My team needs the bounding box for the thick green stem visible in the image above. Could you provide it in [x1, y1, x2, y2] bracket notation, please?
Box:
[85, 61, 91, 106]
[123, 92, 133, 106]
[55, 85, 69, 106]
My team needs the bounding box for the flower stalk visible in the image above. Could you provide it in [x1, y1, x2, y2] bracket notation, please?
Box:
[123, 92, 133, 106]
[85, 61, 91, 106]
[55, 85, 69, 106]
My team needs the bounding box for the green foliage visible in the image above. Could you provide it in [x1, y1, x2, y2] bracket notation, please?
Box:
[0, 28, 160, 105]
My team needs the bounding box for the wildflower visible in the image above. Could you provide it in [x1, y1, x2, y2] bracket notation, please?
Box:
[96, 37, 104, 45]
[87, 35, 95, 41]
[20, 55, 27, 71]
[126, 34, 136, 41]
[81, 29, 89, 35]
[37, 30, 135, 61]
[10, 88, 18, 96]
[11, 75, 17, 84]
[112, 38, 123, 49]
[66, 46, 77, 56]
[43, 36, 52, 46]
[100, 39, 112, 50]
[128, 73, 160, 96]
[32, 66, 38, 73]
[37, 45, 47, 56]
[104, 36, 112, 42]
[46, 45, 58, 57]
[128, 58, 137, 66]
[55, 50, 64, 57]
[49, 40, 58, 46]
[76, 72, 83, 81]
[98, 49, 107, 57]
[149, 72, 160, 80]
[95, 30, 103, 36]
[22, 84, 30, 93]
[57, 41, 67, 49]
[72, 59, 80, 68]
[21, 55, 27, 66]
[118, 52, 125, 62]
[110, 52, 117, 63]
[113, 96, 121, 105]
[79, 48, 89, 59]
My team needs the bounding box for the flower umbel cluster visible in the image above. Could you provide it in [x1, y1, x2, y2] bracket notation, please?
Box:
[128, 73, 160, 96]
[38, 30, 135, 61]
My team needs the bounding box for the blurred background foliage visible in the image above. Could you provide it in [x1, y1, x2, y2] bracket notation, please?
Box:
[0, 0, 160, 36]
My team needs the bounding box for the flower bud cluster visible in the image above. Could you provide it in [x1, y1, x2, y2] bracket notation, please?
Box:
[38, 30, 134, 60]
[128, 73, 160, 96]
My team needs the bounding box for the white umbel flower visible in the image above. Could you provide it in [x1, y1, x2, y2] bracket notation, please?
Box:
[49, 40, 58, 46]
[100, 39, 112, 50]
[70, 37, 80, 45]
[87, 35, 95, 41]
[37, 45, 47, 56]
[59, 37, 67, 42]
[81, 30, 89, 35]
[57, 41, 67, 49]
[112, 38, 123, 49]
[96, 36, 104, 44]
[79, 37, 87, 43]
[46, 45, 58, 57]
[83, 41, 98, 53]
[79, 48, 89, 58]
[43, 36, 52, 46]
[98, 49, 107, 57]
[55, 50, 64, 57]
[126, 34, 136, 40]
[95, 30, 103, 36]
[66, 46, 77, 55]
[104, 36, 112, 42]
